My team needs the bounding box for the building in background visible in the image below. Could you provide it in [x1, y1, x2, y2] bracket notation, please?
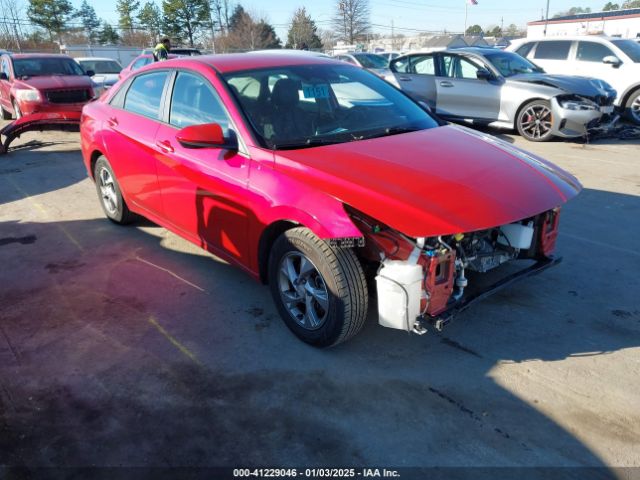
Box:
[527, 8, 640, 39]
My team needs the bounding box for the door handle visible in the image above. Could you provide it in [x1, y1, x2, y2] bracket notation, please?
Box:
[439, 81, 454, 88]
[398, 77, 412, 81]
[155, 140, 174, 153]
[107, 116, 118, 127]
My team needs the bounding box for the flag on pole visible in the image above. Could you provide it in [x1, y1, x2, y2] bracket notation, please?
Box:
[468, 0, 478, 4]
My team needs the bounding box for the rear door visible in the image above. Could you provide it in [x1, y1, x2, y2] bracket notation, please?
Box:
[154, 70, 250, 263]
[435, 53, 501, 121]
[102, 70, 169, 216]
[531, 40, 574, 75]
[390, 54, 438, 108]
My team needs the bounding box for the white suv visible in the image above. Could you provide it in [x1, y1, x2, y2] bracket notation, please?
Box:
[508, 36, 640, 124]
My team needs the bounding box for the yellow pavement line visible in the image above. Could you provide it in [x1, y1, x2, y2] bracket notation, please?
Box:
[135, 256, 205, 292]
[5, 175, 85, 253]
[147, 315, 201, 366]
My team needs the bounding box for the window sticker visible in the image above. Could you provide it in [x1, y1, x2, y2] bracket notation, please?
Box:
[302, 84, 330, 99]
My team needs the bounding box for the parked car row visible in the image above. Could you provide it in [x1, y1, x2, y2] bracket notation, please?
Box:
[80, 52, 581, 347]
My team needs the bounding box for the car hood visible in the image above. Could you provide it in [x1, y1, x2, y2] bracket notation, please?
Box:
[274, 125, 582, 237]
[509, 73, 616, 97]
[15, 75, 93, 90]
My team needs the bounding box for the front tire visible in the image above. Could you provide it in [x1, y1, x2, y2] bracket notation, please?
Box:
[1, 105, 11, 120]
[624, 89, 640, 125]
[268, 227, 368, 347]
[93, 156, 135, 224]
[517, 100, 554, 142]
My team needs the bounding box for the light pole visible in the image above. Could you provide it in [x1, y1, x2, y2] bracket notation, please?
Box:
[543, 0, 550, 36]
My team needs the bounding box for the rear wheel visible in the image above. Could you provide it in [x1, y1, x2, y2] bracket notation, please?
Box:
[93, 156, 135, 225]
[517, 100, 554, 142]
[624, 89, 640, 125]
[268, 227, 368, 347]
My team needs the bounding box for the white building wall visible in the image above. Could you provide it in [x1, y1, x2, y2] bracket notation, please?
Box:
[527, 16, 640, 39]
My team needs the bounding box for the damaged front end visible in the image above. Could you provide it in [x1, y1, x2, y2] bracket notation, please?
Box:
[348, 207, 563, 335]
[0, 111, 82, 154]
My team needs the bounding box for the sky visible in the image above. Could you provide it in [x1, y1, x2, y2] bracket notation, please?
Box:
[76, 0, 619, 40]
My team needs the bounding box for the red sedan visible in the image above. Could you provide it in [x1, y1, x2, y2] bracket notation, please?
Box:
[80, 53, 581, 347]
[0, 53, 95, 119]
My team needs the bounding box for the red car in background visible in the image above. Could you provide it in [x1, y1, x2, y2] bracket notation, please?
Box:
[0, 53, 95, 120]
[118, 54, 179, 80]
[81, 54, 581, 347]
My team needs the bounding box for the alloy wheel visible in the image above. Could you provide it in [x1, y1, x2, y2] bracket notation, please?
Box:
[277, 251, 329, 330]
[630, 95, 640, 124]
[12, 100, 22, 119]
[98, 167, 118, 215]
[520, 104, 552, 140]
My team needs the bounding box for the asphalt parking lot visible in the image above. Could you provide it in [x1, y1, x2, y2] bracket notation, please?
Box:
[0, 124, 639, 475]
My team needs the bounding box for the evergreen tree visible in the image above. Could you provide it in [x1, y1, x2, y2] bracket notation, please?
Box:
[138, 1, 163, 43]
[286, 7, 322, 49]
[77, 0, 101, 43]
[117, 0, 141, 34]
[162, 0, 209, 47]
[98, 21, 121, 44]
[27, 0, 74, 43]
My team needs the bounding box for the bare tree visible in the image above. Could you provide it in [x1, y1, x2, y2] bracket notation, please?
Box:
[332, 0, 370, 44]
[0, 0, 25, 50]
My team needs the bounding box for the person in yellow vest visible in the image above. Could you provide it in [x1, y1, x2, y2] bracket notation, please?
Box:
[153, 38, 171, 62]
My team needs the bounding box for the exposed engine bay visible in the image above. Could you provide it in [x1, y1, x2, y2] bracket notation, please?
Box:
[347, 206, 561, 334]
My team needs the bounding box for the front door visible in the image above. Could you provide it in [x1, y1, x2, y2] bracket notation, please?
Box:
[0, 56, 13, 113]
[154, 70, 251, 263]
[435, 53, 501, 121]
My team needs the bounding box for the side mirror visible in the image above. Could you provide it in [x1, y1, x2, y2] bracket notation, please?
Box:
[0, 72, 8, 81]
[476, 67, 493, 80]
[85, 69, 95, 77]
[176, 123, 237, 150]
[602, 55, 621, 67]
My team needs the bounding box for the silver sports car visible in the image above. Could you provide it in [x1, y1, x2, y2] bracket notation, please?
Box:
[388, 48, 617, 141]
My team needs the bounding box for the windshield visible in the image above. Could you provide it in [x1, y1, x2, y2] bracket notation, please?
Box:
[225, 64, 438, 150]
[78, 60, 122, 74]
[354, 53, 389, 69]
[611, 39, 640, 63]
[13, 57, 85, 77]
[483, 51, 544, 76]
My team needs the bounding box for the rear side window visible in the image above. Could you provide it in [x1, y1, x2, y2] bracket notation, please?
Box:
[169, 72, 230, 133]
[124, 71, 168, 119]
[132, 57, 150, 71]
[534, 41, 571, 60]
[576, 42, 615, 62]
[412, 55, 435, 75]
[516, 42, 535, 58]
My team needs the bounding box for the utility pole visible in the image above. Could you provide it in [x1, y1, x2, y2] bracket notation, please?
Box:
[391, 19, 394, 49]
[464, 1, 469, 34]
[544, 0, 550, 36]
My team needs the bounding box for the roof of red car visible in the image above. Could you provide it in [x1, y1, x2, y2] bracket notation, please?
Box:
[173, 53, 338, 74]
[9, 53, 73, 59]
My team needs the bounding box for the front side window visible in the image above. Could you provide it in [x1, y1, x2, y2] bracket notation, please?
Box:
[169, 71, 230, 133]
[611, 39, 640, 62]
[224, 64, 438, 149]
[440, 55, 484, 79]
[13, 57, 85, 77]
[534, 41, 571, 60]
[124, 71, 168, 119]
[390, 57, 410, 73]
[576, 42, 616, 62]
[1, 57, 10, 77]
